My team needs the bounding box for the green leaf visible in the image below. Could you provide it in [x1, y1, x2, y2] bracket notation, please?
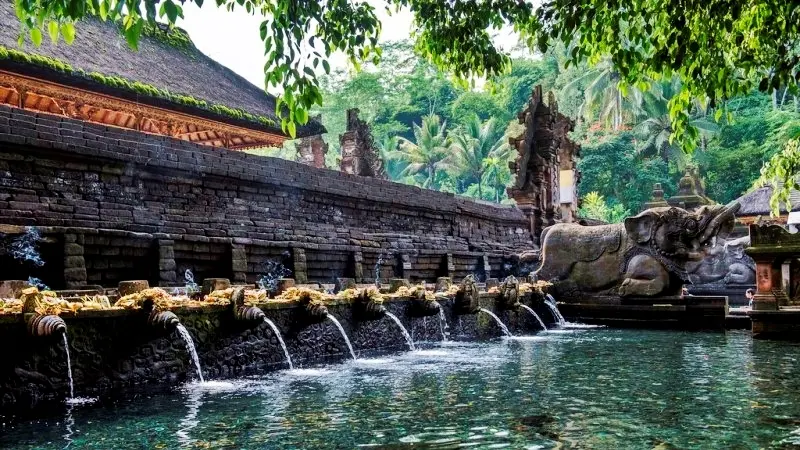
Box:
[48, 21, 59, 44]
[61, 23, 76, 44]
[322, 59, 330, 73]
[295, 107, 308, 124]
[124, 18, 144, 50]
[286, 120, 296, 138]
[30, 28, 42, 46]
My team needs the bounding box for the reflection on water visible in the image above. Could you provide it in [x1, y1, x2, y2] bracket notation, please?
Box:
[4, 329, 800, 449]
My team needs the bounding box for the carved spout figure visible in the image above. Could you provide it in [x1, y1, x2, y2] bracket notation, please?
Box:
[499, 276, 520, 310]
[231, 287, 266, 322]
[455, 274, 481, 314]
[532, 202, 740, 298]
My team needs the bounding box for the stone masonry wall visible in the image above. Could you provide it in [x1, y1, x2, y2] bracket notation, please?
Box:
[0, 105, 532, 288]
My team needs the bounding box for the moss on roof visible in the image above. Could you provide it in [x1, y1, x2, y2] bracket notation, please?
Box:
[0, 44, 276, 128]
[0, 3, 324, 137]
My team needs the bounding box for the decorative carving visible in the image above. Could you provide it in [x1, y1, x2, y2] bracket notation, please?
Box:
[0, 70, 285, 149]
[507, 85, 580, 246]
[339, 109, 385, 178]
[532, 202, 741, 299]
[455, 274, 481, 314]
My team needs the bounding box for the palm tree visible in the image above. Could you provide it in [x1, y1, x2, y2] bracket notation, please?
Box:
[389, 115, 451, 189]
[447, 115, 511, 198]
[633, 79, 718, 170]
[562, 57, 642, 131]
[377, 135, 406, 181]
[481, 155, 513, 202]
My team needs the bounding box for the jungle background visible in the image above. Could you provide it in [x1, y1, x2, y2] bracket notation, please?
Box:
[248, 40, 800, 223]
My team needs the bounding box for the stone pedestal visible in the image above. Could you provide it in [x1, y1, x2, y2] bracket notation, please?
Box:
[202, 278, 230, 295]
[118, 280, 149, 296]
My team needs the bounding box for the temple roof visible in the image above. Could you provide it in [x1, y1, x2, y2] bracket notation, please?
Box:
[0, 4, 323, 141]
[735, 185, 800, 217]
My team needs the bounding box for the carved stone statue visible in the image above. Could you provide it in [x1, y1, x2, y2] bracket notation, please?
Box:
[687, 236, 755, 286]
[529, 201, 741, 298]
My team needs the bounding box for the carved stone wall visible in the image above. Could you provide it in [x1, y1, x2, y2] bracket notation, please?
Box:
[0, 105, 532, 288]
[507, 86, 580, 247]
[339, 109, 385, 178]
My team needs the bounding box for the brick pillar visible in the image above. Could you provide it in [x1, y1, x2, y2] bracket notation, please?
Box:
[157, 239, 177, 285]
[63, 234, 87, 289]
[293, 248, 308, 283]
[753, 256, 784, 311]
[353, 250, 364, 282]
[446, 254, 455, 278]
[296, 134, 328, 168]
[231, 244, 247, 283]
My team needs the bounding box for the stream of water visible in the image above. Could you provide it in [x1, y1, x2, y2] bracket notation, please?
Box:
[478, 308, 512, 337]
[385, 312, 415, 351]
[327, 314, 357, 360]
[262, 317, 294, 370]
[519, 304, 547, 330]
[176, 324, 204, 383]
[62, 333, 74, 399]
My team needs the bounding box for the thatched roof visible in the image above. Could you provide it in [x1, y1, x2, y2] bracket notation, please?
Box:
[0, 3, 323, 137]
[735, 186, 800, 216]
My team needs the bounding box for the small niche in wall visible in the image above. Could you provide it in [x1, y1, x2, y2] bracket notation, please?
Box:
[84, 234, 158, 287]
[174, 240, 232, 284]
[305, 250, 354, 284]
[245, 246, 293, 284]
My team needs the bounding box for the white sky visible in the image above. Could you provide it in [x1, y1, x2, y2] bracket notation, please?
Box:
[176, 3, 522, 93]
[177, 3, 415, 91]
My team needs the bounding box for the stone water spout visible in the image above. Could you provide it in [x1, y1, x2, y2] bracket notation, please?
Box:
[142, 298, 180, 332]
[455, 274, 481, 314]
[498, 276, 520, 311]
[408, 286, 441, 317]
[353, 288, 387, 320]
[20, 288, 66, 338]
[230, 287, 266, 323]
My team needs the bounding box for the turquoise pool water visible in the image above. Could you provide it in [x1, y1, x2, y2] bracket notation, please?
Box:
[3, 327, 800, 449]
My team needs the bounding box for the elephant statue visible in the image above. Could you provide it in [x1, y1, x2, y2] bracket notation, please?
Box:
[529, 201, 740, 298]
[687, 236, 755, 286]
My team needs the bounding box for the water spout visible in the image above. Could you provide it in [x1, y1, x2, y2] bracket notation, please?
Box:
[262, 317, 293, 369]
[545, 294, 566, 327]
[519, 304, 547, 330]
[385, 312, 415, 351]
[176, 324, 204, 382]
[478, 308, 512, 337]
[62, 333, 74, 399]
[326, 314, 356, 360]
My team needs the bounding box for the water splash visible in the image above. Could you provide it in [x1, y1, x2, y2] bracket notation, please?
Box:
[438, 308, 450, 342]
[6, 226, 44, 266]
[257, 257, 292, 295]
[478, 308, 512, 337]
[263, 317, 293, 369]
[385, 312, 415, 351]
[519, 304, 547, 330]
[176, 324, 204, 382]
[545, 294, 566, 327]
[184, 269, 199, 296]
[326, 314, 356, 360]
[63, 333, 74, 399]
